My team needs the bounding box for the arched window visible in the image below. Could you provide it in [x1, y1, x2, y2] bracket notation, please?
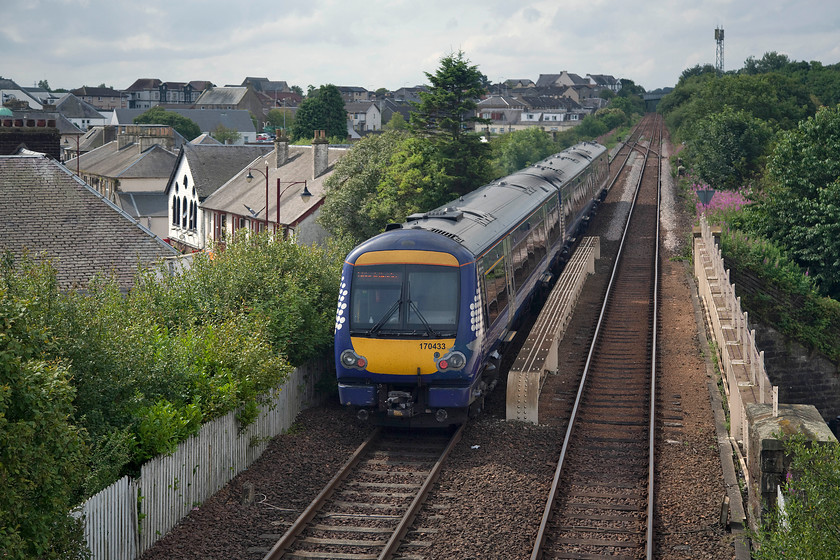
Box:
[181, 196, 188, 228]
[172, 196, 178, 226]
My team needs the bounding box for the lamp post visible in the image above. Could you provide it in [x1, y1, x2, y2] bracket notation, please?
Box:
[276, 180, 313, 236]
[246, 164, 270, 230]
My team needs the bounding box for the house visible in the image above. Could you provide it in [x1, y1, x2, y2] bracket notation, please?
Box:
[193, 86, 264, 121]
[0, 152, 177, 291]
[159, 81, 212, 105]
[124, 79, 213, 109]
[504, 79, 535, 89]
[199, 134, 348, 248]
[109, 108, 257, 144]
[1, 77, 45, 110]
[476, 95, 587, 135]
[346, 101, 381, 133]
[164, 143, 273, 252]
[70, 125, 182, 237]
[378, 98, 412, 127]
[241, 77, 289, 94]
[70, 86, 126, 110]
[338, 86, 370, 103]
[392, 86, 427, 103]
[124, 78, 162, 109]
[56, 93, 108, 131]
[586, 74, 621, 94]
[476, 95, 526, 134]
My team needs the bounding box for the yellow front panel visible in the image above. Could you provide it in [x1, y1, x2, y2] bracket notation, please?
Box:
[354, 250, 459, 267]
[351, 337, 456, 375]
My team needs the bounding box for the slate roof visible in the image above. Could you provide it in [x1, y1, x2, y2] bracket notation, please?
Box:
[167, 143, 273, 199]
[194, 87, 248, 105]
[536, 74, 562, 87]
[56, 93, 105, 119]
[190, 133, 222, 145]
[110, 108, 255, 134]
[79, 141, 177, 186]
[202, 145, 347, 226]
[126, 78, 163, 91]
[71, 86, 122, 97]
[0, 153, 177, 290]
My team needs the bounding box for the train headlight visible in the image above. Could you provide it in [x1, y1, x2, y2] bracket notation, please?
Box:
[438, 351, 466, 371]
[340, 350, 367, 369]
[448, 352, 466, 369]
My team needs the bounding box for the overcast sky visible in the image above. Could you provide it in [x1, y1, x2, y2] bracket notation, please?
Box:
[3, 0, 839, 93]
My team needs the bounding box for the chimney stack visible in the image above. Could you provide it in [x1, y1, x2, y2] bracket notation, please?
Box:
[312, 129, 328, 178]
[274, 130, 289, 168]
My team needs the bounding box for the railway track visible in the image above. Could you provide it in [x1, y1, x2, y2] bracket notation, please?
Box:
[262, 425, 463, 560]
[532, 114, 663, 559]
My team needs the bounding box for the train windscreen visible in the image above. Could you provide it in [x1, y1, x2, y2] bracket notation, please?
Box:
[350, 264, 459, 336]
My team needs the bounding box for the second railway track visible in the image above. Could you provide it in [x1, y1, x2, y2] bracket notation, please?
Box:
[533, 114, 663, 560]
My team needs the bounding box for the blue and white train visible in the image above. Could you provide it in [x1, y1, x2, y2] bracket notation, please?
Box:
[334, 142, 609, 426]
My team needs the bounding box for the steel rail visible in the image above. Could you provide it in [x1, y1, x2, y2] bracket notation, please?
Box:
[531, 117, 659, 559]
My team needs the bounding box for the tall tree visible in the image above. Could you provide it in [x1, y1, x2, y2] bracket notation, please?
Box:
[410, 51, 492, 194]
[410, 50, 489, 142]
[746, 104, 840, 298]
[289, 84, 346, 141]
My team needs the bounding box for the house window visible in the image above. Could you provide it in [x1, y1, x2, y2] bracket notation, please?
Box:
[181, 196, 188, 228]
[172, 197, 178, 226]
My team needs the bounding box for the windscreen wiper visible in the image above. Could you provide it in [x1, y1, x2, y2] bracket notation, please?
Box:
[369, 298, 401, 335]
[408, 299, 441, 338]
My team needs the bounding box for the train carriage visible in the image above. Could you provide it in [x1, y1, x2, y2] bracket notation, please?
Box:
[334, 142, 609, 426]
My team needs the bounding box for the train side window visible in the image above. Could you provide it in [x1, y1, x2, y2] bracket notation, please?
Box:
[481, 252, 508, 325]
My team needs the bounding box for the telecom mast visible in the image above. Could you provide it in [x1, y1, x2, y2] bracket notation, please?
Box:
[715, 27, 725, 75]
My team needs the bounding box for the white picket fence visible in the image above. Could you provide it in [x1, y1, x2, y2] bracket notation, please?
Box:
[78, 359, 326, 559]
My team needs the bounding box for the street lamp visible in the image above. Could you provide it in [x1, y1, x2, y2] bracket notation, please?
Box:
[246, 164, 270, 230]
[276, 180, 313, 235]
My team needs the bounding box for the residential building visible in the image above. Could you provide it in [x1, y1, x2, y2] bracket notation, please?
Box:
[164, 143, 273, 252]
[125, 78, 162, 109]
[193, 86, 264, 121]
[338, 86, 370, 103]
[586, 74, 621, 94]
[0, 152, 177, 291]
[1, 77, 44, 110]
[71, 125, 182, 237]
[477, 94, 587, 134]
[56, 93, 108, 131]
[378, 98, 412, 127]
[70, 86, 126, 110]
[346, 101, 381, 133]
[124, 79, 213, 109]
[199, 134, 347, 249]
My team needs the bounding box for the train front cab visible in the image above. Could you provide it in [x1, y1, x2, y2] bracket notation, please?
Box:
[335, 237, 482, 427]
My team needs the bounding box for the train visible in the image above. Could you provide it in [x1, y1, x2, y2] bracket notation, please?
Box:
[334, 142, 610, 426]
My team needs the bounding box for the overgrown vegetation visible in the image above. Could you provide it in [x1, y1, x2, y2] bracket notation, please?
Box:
[0, 233, 345, 554]
[751, 434, 840, 560]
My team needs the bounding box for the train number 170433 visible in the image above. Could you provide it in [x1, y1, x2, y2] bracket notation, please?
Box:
[419, 342, 447, 350]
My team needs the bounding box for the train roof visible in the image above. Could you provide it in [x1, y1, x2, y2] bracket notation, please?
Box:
[397, 142, 606, 257]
